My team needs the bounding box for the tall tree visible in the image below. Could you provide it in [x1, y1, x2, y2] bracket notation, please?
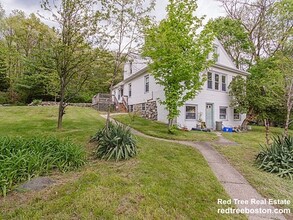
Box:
[207, 17, 254, 70]
[267, 47, 293, 138]
[218, 0, 292, 63]
[143, 0, 215, 130]
[98, 0, 155, 128]
[229, 57, 288, 143]
[41, 0, 99, 129]
[0, 11, 56, 101]
[0, 50, 9, 92]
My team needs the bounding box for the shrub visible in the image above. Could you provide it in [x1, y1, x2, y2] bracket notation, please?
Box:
[92, 122, 137, 161]
[0, 92, 9, 104]
[0, 136, 86, 196]
[31, 99, 42, 106]
[256, 135, 293, 179]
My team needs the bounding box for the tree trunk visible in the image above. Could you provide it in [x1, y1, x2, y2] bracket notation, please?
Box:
[106, 84, 113, 129]
[57, 78, 66, 129]
[106, 57, 120, 129]
[168, 118, 174, 133]
[284, 89, 292, 138]
[241, 107, 255, 130]
[264, 118, 270, 145]
[284, 106, 291, 138]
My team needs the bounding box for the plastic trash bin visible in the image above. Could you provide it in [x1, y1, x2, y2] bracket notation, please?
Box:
[223, 127, 233, 132]
[216, 121, 223, 131]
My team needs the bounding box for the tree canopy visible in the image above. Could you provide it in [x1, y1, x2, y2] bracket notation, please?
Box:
[143, 0, 215, 129]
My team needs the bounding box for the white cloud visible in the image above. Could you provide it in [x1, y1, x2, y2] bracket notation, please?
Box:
[1, 0, 41, 16]
[1, 0, 226, 29]
[153, 0, 226, 23]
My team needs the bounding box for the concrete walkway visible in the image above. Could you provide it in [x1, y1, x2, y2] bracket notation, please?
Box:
[102, 115, 287, 220]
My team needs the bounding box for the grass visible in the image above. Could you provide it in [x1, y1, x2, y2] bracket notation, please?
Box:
[0, 106, 105, 144]
[0, 106, 240, 219]
[113, 114, 218, 142]
[0, 136, 86, 196]
[215, 126, 293, 216]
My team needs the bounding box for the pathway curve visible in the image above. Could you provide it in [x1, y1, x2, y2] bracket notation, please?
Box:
[102, 114, 287, 220]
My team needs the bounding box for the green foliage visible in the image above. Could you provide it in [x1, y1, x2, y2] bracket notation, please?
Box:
[0, 136, 86, 196]
[0, 6, 123, 106]
[229, 57, 285, 119]
[207, 17, 253, 69]
[92, 122, 137, 161]
[143, 0, 215, 124]
[31, 99, 42, 106]
[0, 92, 9, 104]
[228, 76, 249, 114]
[256, 135, 293, 179]
[0, 51, 9, 92]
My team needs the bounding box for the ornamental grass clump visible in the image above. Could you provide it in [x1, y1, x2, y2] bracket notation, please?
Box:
[256, 135, 293, 179]
[92, 121, 137, 161]
[0, 136, 86, 196]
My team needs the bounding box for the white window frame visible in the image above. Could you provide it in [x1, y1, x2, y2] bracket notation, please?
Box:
[213, 45, 219, 62]
[215, 74, 219, 90]
[129, 61, 133, 75]
[219, 106, 228, 120]
[207, 72, 213, 89]
[144, 75, 149, 93]
[185, 105, 198, 120]
[207, 72, 228, 92]
[118, 89, 121, 100]
[129, 105, 134, 112]
[233, 109, 241, 121]
[222, 75, 227, 92]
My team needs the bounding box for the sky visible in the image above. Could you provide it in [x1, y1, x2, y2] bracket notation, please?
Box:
[1, 0, 226, 24]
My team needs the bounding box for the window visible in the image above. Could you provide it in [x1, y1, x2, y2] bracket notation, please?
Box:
[213, 45, 218, 62]
[120, 86, 124, 96]
[219, 107, 228, 120]
[185, 105, 197, 120]
[128, 83, 132, 97]
[222, 75, 226, 92]
[215, 74, 219, 90]
[129, 105, 133, 112]
[129, 61, 133, 75]
[208, 72, 227, 92]
[207, 72, 213, 89]
[233, 109, 240, 120]
[144, 75, 149, 93]
[142, 103, 146, 111]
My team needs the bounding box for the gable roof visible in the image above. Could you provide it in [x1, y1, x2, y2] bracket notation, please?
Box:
[114, 39, 249, 88]
[113, 63, 248, 89]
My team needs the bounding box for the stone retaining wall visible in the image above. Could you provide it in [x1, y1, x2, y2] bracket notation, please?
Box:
[40, 102, 92, 107]
[132, 101, 157, 120]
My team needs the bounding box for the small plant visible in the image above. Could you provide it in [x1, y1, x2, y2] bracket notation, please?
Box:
[168, 124, 179, 134]
[256, 135, 293, 179]
[128, 112, 137, 122]
[92, 122, 137, 161]
[0, 136, 86, 196]
[30, 99, 42, 106]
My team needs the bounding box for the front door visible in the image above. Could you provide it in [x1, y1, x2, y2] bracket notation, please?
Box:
[206, 103, 214, 129]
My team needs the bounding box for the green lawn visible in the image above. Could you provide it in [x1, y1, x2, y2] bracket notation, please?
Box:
[113, 114, 218, 142]
[0, 106, 239, 219]
[0, 106, 105, 144]
[215, 126, 293, 217]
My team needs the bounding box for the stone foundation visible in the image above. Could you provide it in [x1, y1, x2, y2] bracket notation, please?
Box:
[131, 101, 157, 120]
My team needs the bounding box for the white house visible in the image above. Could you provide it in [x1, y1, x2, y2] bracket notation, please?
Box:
[112, 39, 249, 130]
